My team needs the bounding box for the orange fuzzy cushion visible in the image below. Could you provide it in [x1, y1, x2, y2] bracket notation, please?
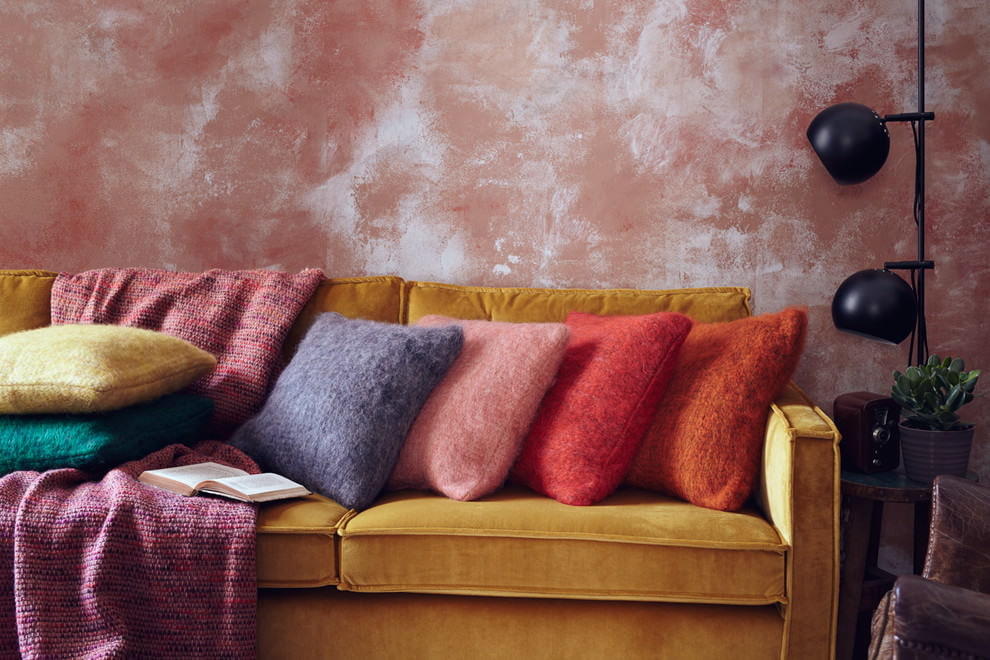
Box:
[510, 311, 693, 506]
[625, 307, 808, 511]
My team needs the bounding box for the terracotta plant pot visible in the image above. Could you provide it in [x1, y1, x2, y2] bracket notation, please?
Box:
[899, 423, 975, 484]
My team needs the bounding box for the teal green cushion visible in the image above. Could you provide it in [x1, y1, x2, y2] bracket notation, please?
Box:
[0, 393, 214, 475]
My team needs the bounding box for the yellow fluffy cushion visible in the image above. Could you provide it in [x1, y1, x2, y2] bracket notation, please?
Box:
[0, 324, 217, 414]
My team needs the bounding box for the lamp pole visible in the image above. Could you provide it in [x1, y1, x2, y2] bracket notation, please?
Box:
[915, 0, 928, 367]
[879, 0, 934, 366]
[917, 0, 926, 274]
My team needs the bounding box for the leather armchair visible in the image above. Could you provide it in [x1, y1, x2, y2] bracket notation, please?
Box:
[869, 474, 990, 659]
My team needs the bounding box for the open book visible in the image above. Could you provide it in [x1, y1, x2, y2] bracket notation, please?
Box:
[139, 461, 310, 503]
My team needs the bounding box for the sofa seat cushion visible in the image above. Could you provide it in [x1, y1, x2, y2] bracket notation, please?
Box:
[336, 487, 787, 604]
[255, 493, 350, 588]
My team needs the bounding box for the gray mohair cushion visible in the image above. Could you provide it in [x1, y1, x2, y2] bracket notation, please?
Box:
[230, 312, 463, 510]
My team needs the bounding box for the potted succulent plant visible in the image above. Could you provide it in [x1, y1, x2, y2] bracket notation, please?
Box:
[891, 355, 981, 483]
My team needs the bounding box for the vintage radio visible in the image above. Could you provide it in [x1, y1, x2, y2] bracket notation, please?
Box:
[834, 391, 901, 473]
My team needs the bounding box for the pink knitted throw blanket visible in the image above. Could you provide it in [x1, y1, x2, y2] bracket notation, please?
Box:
[51, 267, 324, 436]
[0, 268, 325, 656]
[0, 442, 258, 658]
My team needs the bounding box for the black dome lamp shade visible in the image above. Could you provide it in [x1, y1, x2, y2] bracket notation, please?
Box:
[807, 0, 936, 366]
[832, 269, 917, 344]
[807, 103, 890, 185]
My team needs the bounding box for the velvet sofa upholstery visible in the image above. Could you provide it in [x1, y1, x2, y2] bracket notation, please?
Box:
[0, 270, 841, 659]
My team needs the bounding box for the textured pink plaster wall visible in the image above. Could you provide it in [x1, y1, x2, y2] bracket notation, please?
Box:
[2, 1, 988, 492]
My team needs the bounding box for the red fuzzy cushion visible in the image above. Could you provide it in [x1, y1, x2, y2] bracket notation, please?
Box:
[510, 311, 693, 506]
[625, 307, 807, 511]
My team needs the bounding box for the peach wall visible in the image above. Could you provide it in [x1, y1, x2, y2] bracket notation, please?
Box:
[2, 0, 988, 493]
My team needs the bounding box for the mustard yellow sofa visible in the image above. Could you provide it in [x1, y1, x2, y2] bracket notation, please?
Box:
[0, 270, 840, 659]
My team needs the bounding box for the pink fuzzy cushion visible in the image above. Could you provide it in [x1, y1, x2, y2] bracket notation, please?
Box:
[510, 311, 693, 506]
[387, 316, 570, 501]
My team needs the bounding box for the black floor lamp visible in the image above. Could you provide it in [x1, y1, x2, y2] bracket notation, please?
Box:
[806, 0, 935, 366]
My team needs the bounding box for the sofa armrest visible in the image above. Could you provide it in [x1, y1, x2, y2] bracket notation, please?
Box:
[890, 575, 990, 659]
[756, 382, 841, 659]
[923, 475, 990, 592]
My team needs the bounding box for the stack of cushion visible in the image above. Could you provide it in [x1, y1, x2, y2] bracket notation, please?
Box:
[0, 324, 217, 475]
[233, 305, 807, 513]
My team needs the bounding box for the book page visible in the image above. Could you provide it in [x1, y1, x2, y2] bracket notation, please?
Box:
[212, 473, 305, 496]
[140, 462, 250, 491]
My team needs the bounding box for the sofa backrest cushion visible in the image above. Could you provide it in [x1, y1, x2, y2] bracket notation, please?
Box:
[0, 270, 57, 336]
[403, 281, 752, 324]
[0, 270, 751, 336]
[283, 276, 406, 359]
